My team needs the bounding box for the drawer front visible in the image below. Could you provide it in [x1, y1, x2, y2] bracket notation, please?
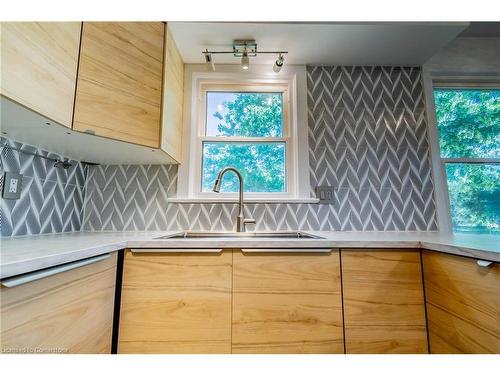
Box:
[232, 250, 344, 354]
[118, 249, 232, 353]
[423, 250, 500, 353]
[341, 250, 428, 354]
[0, 253, 117, 354]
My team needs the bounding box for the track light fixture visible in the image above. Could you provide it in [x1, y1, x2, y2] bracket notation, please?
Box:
[202, 40, 287, 72]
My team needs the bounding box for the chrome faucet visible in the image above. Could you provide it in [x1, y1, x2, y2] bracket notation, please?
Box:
[213, 167, 256, 232]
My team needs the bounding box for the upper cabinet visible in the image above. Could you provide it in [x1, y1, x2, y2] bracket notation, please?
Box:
[0, 22, 81, 127]
[73, 22, 164, 148]
[161, 25, 184, 162]
[1, 22, 184, 164]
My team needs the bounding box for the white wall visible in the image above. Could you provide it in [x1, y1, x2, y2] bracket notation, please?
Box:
[425, 37, 500, 76]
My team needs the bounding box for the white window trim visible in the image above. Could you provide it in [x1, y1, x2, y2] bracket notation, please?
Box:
[175, 64, 316, 203]
[422, 69, 500, 233]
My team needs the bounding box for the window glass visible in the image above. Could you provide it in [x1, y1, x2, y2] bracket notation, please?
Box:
[201, 142, 286, 193]
[205, 92, 283, 137]
[434, 89, 500, 158]
[445, 163, 499, 234]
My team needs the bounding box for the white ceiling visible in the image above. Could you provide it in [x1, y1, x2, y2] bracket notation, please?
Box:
[169, 22, 469, 66]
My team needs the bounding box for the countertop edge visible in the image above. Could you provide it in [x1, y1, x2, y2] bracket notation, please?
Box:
[420, 241, 500, 262]
[0, 241, 127, 280]
[1, 235, 499, 279]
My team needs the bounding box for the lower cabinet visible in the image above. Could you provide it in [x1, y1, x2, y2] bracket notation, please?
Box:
[232, 249, 344, 353]
[118, 249, 232, 353]
[0, 253, 117, 354]
[341, 250, 428, 353]
[5, 247, 497, 354]
[422, 250, 500, 354]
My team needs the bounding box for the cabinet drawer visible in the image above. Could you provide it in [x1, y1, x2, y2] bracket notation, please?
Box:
[232, 250, 344, 353]
[0, 253, 117, 354]
[341, 250, 428, 354]
[118, 249, 232, 353]
[423, 250, 500, 353]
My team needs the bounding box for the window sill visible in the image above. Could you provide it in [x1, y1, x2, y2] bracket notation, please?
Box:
[167, 197, 320, 204]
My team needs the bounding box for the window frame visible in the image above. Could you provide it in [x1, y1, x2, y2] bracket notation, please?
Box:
[175, 66, 315, 204]
[195, 83, 292, 198]
[427, 78, 500, 233]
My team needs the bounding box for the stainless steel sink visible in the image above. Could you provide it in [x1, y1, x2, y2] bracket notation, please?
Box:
[155, 231, 323, 239]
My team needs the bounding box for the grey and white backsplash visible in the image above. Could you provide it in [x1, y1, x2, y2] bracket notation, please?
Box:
[0, 137, 87, 236]
[307, 66, 437, 230]
[82, 165, 178, 231]
[1, 65, 438, 235]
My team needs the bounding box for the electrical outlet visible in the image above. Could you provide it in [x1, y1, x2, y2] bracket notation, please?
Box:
[2, 172, 23, 200]
[315, 186, 335, 204]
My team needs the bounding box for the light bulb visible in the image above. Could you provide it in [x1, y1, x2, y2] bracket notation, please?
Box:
[241, 51, 250, 70]
[273, 54, 284, 73]
[204, 52, 215, 71]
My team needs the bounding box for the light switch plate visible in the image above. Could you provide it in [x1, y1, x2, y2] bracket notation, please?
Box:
[2, 172, 23, 200]
[315, 186, 335, 204]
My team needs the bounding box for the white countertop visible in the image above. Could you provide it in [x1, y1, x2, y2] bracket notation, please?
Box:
[1, 230, 499, 279]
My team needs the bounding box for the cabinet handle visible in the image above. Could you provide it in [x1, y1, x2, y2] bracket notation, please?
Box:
[477, 259, 493, 267]
[241, 248, 332, 253]
[130, 249, 223, 254]
[0, 253, 111, 288]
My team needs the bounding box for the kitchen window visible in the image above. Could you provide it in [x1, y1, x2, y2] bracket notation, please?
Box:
[186, 80, 301, 201]
[201, 88, 288, 193]
[433, 86, 499, 234]
[175, 67, 312, 203]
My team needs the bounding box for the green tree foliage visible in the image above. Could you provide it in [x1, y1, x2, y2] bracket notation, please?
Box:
[434, 89, 499, 233]
[202, 93, 285, 192]
[435, 89, 499, 158]
[212, 93, 283, 137]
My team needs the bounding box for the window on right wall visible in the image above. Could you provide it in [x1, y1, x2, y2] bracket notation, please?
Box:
[433, 86, 499, 234]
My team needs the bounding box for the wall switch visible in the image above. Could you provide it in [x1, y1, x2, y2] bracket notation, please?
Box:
[315, 186, 335, 204]
[2, 172, 23, 200]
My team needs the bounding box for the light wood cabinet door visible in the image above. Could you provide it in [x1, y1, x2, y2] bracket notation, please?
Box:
[118, 250, 232, 353]
[0, 22, 81, 127]
[422, 250, 500, 353]
[0, 253, 117, 354]
[341, 250, 428, 354]
[232, 250, 344, 354]
[160, 24, 184, 162]
[73, 22, 164, 147]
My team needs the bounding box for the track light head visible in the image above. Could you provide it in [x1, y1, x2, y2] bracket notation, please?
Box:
[204, 50, 215, 71]
[273, 54, 284, 73]
[241, 51, 250, 70]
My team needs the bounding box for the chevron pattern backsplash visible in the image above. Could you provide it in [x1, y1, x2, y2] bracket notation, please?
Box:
[82, 165, 178, 231]
[81, 66, 437, 232]
[0, 137, 87, 236]
[307, 66, 437, 230]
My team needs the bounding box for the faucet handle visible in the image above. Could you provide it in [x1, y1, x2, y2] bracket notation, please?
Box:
[243, 217, 256, 230]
